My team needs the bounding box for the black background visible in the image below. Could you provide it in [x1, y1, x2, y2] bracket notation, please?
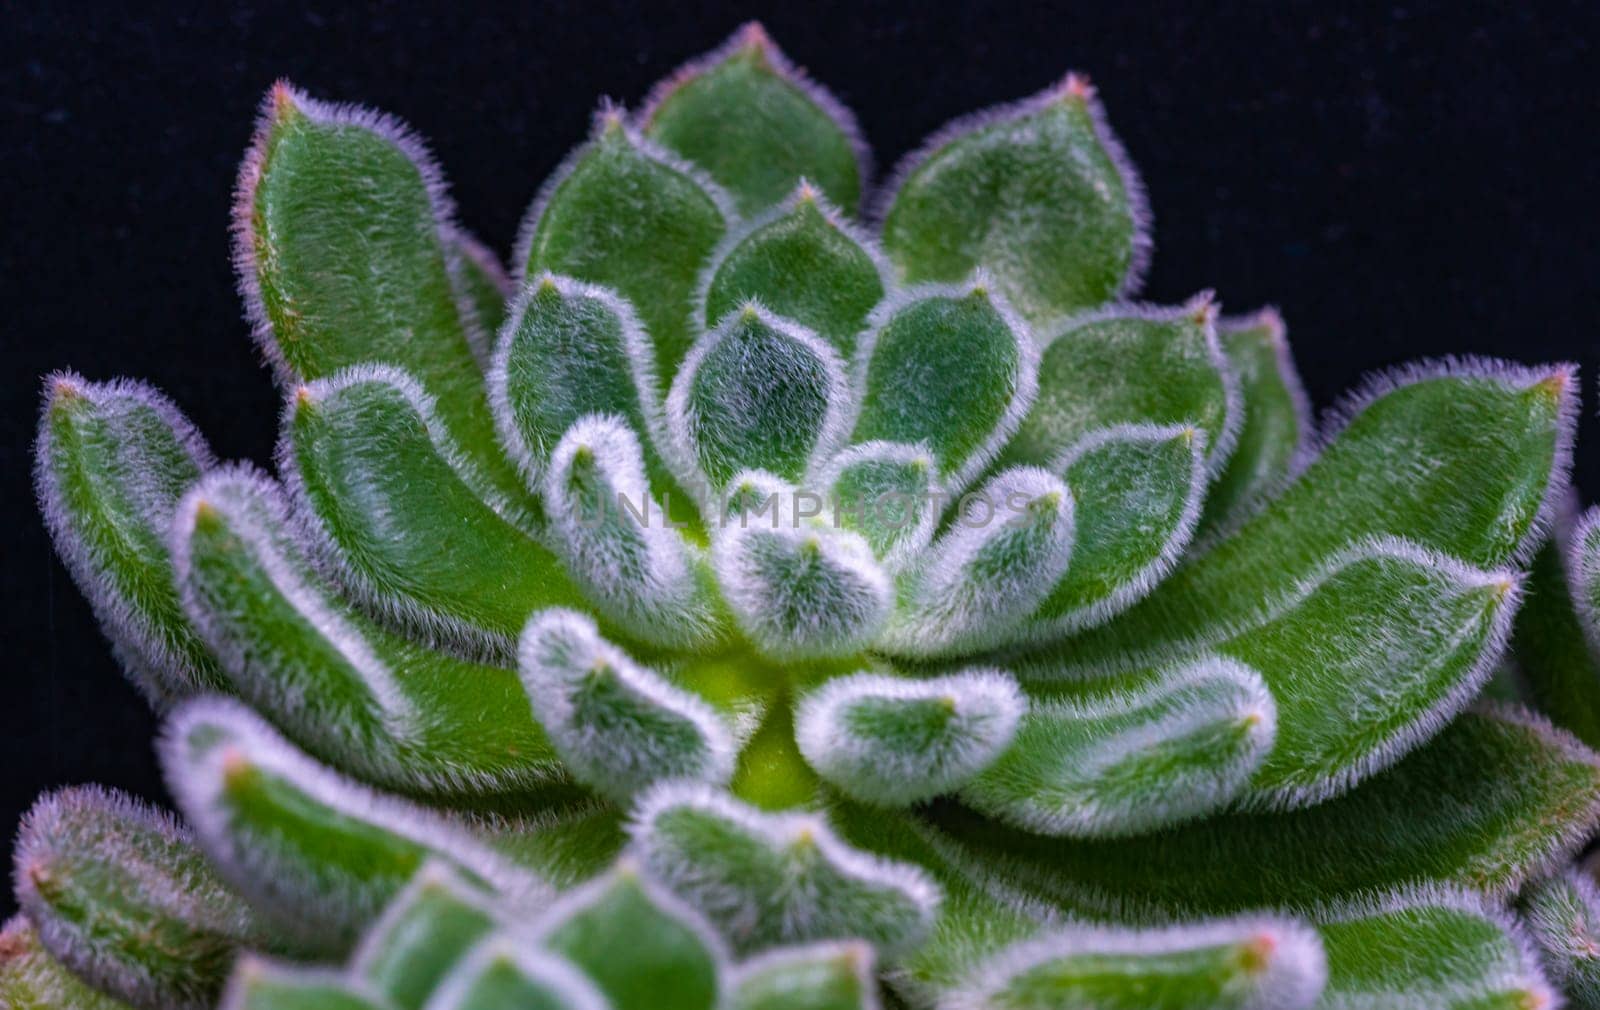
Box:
[2, 2, 1596, 918]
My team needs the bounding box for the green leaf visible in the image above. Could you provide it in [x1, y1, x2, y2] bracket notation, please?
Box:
[161, 699, 547, 953]
[220, 960, 385, 1010]
[997, 298, 1236, 475]
[817, 442, 940, 569]
[732, 941, 878, 1010]
[12, 787, 272, 1010]
[1023, 363, 1575, 801]
[285, 366, 587, 658]
[35, 374, 220, 703]
[1519, 869, 1600, 1008]
[962, 655, 1275, 837]
[237, 84, 505, 480]
[852, 281, 1037, 492]
[172, 468, 563, 798]
[424, 937, 609, 1010]
[518, 609, 735, 802]
[794, 670, 1025, 806]
[349, 863, 498, 1010]
[478, 801, 628, 888]
[536, 864, 727, 1010]
[943, 915, 1326, 1010]
[667, 304, 850, 493]
[641, 22, 866, 215]
[518, 109, 730, 385]
[0, 916, 136, 1010]
[878, 74, 1148, 324]
[447, 229, 513, 363]
[881, 467, 1074, 656]
[927, 706, 1600, 917]
[629, 782, 940, 955]
[1515, 503, 1600, 749]
[1316, 887, 1556, 1009]
[1026, 423, 1208, 635]
[1198, 309, 1311, 536]
[701, 184, 887, 358]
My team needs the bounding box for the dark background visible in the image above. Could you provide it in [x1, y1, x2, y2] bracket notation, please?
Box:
[2, 2, 1596, 917]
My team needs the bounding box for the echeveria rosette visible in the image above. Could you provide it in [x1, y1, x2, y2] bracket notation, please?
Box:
[14, 21, 1600, 1010]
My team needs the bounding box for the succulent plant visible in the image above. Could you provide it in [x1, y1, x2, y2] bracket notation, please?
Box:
[11, 21, 1600, 1010]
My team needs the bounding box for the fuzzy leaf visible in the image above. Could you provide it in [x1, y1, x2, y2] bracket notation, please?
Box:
[852, 282, 1037, 492]
[0, 916, 136, 1010]
[478, 802, 629, 888]
[878, 75, 1147, 323]
[629, 783, 940, 955]
[1515, 504, 1600, 749]
[1316, 888, 1556, 1009]
[1027, 423, 1208, 634]
[518, 609, 736, 802]
[542, 417, 722, 648]
[535, 865, 727, 1010]
[173, 467, 563, 797]
[817, 442, 941, 570]
[221, 961, 384, 1010]
[12, 787, 272, 1010]
[518, 110, 729, 385]
[928, 706, 1600, 916]
[733, 941, 879, 1010]
[641, 23, 866, 214]
[712, 519, 892, 660]
[1199, 309, 1310, 534]
[423, 937, 608, 1010]
[942, 915, 1326, 1010]
[795, 670, 1026, 806]
[701, 184, 887, 358]
[1519, 869, 1600, 1008]
[997, 297, 1236, 474]
[349, 863, 498, 1010]
[1024, 363, 1575, 800]
[236, 84, 504, 477]
[962, 655, 1275, 837]
[161, 698, 547, 952]
[35, 374, 219, 703]
[448, 230, 513, 357]
[882, 467, 1074, 655]
[668, 304, 850, 492]
[285, 366, 586, 657]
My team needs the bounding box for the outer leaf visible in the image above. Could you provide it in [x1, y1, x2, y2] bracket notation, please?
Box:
[996, 296, 1238, 475]
[851, 280, 1038, 493]
[962, 655, 1275, 837]
[795, 670, 1026, 806]
[533, 863, 729, 1010]
[1, 916, 136, 1010]
[518, 609, 736, 802]
[517, 109, 731, 385]
[447, 229, 513, 360]
[422, 937, 608, 1010]
[1520, 869, 1600, 1008]
[927, 706, 1600, 918]
[701, 183, 889, 358]
[629, 782, 941, 955]
[1198, 309, 1312, 535]
[816, 442, 941, 570]
[878, 74, 1149, 324]
[1316, 887, 1556, 1009]
[235, 83, 504, 478]
[1515, 501, 1600, 749]
[667, 304, 850, 494]
[12, 787, 272, 1010]
[220, 961, 386, 1010]
[283, 366, 586, 658]
[733, 941, 880, 1010]
[941, 915, 1326, 1010]
[34, 373, 219, 703]
[640, 22, 868, 214]
[173, 467, 563, 797]
[350, 863, 498, 1010]
[161, 698, 547, 952]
